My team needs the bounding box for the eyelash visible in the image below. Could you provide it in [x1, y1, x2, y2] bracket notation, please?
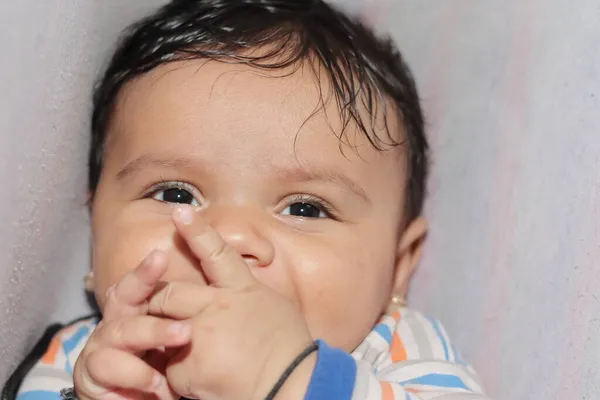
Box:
[286, 194, 338, 220]
[144, 180, 200, 201]
[143, 181, 339, 220]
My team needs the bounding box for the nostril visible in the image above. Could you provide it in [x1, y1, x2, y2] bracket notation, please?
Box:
[242, 254, 260, 268]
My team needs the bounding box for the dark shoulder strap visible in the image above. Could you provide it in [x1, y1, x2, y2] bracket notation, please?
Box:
[1, 323, 63, 400]
[1, 314, 99, 400]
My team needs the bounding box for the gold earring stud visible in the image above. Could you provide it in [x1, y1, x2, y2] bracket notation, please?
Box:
[84, 271, 95, 292]
[391, 294, 407, 308]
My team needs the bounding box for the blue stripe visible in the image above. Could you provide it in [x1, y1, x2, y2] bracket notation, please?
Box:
[62, 326, 90, 355]
[400, 373, 469, 390]
[17, 391, 61, 400]
[62, 325, 91, 374]
[427, 318, 450, 360]
[373, 323, 392, 344]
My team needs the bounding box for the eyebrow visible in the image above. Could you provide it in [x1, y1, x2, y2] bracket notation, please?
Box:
[116, 155, 370, 203]
[281, 166, 371, 204]
[116, 155, 196, 181]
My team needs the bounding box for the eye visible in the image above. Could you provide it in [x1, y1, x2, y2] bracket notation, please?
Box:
[280, 195, 334, 219]
[150, 182, 201, 207]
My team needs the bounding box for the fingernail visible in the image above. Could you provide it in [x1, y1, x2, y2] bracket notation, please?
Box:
[144, 250, 158, 266]
[175, 206, 194, 225]
[148, 249, 170, 268]
[169, 322, 191, 337]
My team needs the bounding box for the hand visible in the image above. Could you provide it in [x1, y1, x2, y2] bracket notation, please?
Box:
[146, 206, 316, 400]
[73, 251, 192, 400]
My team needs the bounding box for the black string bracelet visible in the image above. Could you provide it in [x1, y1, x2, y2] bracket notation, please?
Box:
[61, 342, 319, 400]
[264, 341, 319, 400]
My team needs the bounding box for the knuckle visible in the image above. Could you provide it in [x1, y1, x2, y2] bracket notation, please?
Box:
[159, 283, 176, 315]
[208, 239, 233, 263]
[84, 349, 100, 371]
[83, 349, 106, 384]
[109, 319, 128, 344]
[73, 363, 95, 398]
[90, 321, 107, 342]
[73, 354, 86, 384]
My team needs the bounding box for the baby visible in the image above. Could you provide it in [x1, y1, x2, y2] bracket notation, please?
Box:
[3, 1, 492, 399]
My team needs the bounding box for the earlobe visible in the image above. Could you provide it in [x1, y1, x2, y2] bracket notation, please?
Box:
[391, 217, 428, 298]
[84, 271, 95, 292]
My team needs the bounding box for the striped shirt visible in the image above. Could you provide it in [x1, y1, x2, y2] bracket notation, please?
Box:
[16, 308, 492, 399]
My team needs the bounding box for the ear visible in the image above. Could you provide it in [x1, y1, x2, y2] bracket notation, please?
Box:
[392, 217, 428, 298]
[84, 271, 96, 292]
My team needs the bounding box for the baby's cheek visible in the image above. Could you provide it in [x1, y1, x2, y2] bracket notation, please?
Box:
[91, 219, 176, 310]
[297, 241, 394, 352]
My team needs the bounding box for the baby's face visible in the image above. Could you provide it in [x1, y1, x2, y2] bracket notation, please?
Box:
[91, 60, 425, 351]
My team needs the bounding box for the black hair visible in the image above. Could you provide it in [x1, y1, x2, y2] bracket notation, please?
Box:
[90, 0, 428, 220]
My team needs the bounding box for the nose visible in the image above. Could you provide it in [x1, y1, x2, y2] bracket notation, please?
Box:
[204, 206, 275, 269]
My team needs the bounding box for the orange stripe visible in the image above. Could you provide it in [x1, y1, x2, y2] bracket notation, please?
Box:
[41, 337, 61, 365]
[390, 332, 407, 362]
[380, 381, 394, 400]
[390, 310, 401, 322]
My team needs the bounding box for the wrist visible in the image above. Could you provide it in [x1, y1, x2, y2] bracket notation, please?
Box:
[255, 338, 317, 400]
[273, 351, 317, 400]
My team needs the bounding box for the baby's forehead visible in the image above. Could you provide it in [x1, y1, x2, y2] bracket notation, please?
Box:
[113, 58, 404, 150]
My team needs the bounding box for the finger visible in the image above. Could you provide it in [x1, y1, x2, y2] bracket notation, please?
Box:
[94, 315, 191, 352]
[78, 347, 174, 400]
[173, 205, 254, 288]
[103, 250, 169, 320]
[147, 281, 216, 319]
